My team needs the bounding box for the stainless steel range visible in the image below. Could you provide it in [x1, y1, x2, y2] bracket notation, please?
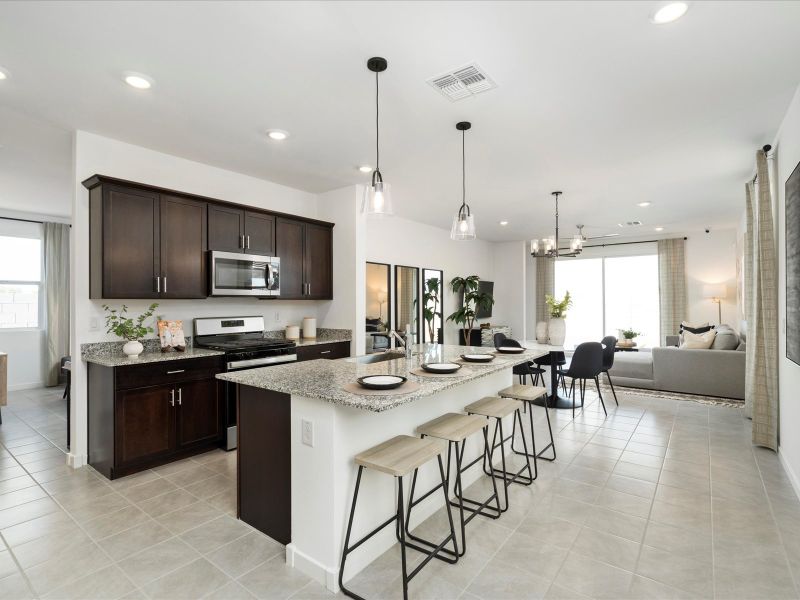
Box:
[194, 316, 296, 449]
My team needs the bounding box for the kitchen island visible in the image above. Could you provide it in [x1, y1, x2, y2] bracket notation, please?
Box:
[218, 342, 553, 592]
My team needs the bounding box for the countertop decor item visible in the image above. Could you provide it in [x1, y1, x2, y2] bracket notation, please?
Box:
[496, 346, 525, 354]
[285, 325, 300, 341]
[450, 121, 476, 240]
[536, 321, 549, 343]
[157, 320, 186, 352]
[460, 353, 494, 363]
[102, 303, 159, 360]
[421, 362, 461, 374]
[362, 57, 393, 216]
[545, 291, 571, 346]
[357, 374, 407, 390]
[302, 317, 317, 339]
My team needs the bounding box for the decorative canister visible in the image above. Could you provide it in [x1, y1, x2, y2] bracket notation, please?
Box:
[285, 325, 300, 341]
[302, 317, 317, 339]
[535, 321, 549, 343]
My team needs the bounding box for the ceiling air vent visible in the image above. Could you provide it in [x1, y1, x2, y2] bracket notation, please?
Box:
[427, 63, 497, 102]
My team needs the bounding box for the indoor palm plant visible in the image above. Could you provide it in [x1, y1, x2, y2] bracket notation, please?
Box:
[422, 277, 441, 343]
[446, 275, 494, 346]
[103, 303, 159, 359]
[545, 291, 572, 346]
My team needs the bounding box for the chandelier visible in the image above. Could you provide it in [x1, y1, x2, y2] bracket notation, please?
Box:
[530, 191, 584, 258]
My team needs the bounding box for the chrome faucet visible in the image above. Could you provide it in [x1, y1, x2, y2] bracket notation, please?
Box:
[387, 329, 413, 359]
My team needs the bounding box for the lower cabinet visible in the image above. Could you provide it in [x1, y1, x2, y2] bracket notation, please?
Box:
[295, 341, 351, 361]
[89, 357, 224, 479]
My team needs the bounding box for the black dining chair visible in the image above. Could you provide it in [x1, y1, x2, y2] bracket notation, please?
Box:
[534, 351, 568, 395]
[600, 336, 619, 406]
[494, 334, 546, 386]
[558, 342, 607, 417]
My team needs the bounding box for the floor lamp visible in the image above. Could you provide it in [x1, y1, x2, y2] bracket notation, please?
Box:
[702, 284, 727, 324]
[377, 291, 387, 326]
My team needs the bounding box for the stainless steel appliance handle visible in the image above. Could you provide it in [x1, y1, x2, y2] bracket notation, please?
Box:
[170, 389, 175, 407]
[227, 354, 298, 370]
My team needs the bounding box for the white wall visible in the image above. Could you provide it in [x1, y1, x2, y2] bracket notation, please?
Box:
[491, 241, 528, 340]
[69, 131, 329, 465]
[365, 216, 494, 345]
[685, 228, 739, 328]
[775, 85, 800, 496]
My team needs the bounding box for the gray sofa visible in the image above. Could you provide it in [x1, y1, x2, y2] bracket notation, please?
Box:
[607, 326, 745, 399]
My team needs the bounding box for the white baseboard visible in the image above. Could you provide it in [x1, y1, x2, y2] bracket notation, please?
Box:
[67, 453, 87, 468]
[779, 449, 800, 501]
[8, 382, 47, 392]
[286, 544, 339, 593]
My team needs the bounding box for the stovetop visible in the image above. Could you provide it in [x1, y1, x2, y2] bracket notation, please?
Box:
[199, 338, 294, 351]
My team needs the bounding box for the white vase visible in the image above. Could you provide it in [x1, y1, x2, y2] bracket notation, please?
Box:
[548, 318, 566, 346]
[123, 340, 144, 359]
[302, 317, 317, 339]
[535, 321, 549, 343]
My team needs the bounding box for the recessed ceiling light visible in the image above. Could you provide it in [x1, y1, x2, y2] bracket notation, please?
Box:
[499, 221, 509, 226]
[651, 2, 689, 24]
[123, 72, 153, 89]
[358, 165, 372, 173]
[266, 130, 289, 141]
[654, 226, 665, 232]
[637, 201, 652, 207]
[0, 68, 8, 81]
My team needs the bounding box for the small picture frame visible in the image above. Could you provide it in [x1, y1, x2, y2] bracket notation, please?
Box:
[158, 320, 186, 352]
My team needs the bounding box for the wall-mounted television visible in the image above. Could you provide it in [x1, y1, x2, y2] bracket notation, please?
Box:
[459, 280, 494, 319]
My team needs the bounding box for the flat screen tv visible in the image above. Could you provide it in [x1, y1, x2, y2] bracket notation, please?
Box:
[459, 280, 494, 319]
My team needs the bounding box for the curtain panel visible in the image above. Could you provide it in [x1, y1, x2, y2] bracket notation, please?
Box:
[535, 258, 554, 324]
[745, 149, 779, 450]
[657, 238, 687, 344]
[43, 222, 70, 387]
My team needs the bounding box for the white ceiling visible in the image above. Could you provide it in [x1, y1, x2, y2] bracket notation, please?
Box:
[1, 1, 799, 240]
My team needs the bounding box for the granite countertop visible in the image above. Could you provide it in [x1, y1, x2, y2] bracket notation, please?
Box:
[217, 343, 556, 412]
[83, 347, 224, 368]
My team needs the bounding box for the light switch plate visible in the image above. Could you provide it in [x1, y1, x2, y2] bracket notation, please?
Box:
[301, 419, 314, 447]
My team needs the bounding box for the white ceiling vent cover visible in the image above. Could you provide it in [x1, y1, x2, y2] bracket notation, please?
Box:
[427, 63, 497, 102]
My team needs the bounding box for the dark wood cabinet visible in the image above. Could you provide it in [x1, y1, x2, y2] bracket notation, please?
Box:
[88, 357, 224, 479]
[244, 211, 275, 256]
[208, 206, 276, 256]
[276, 218, 334, 300]
[296, 341, 351, 361]
[160, 194, 207, 298]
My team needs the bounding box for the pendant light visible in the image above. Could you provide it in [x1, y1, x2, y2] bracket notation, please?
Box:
[530, 191, 583, 258]
[362, 57, 393, 216]
[450, 121, 476, 240]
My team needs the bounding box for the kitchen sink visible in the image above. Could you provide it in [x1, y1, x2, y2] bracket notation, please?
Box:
[349, 351, 407, 364]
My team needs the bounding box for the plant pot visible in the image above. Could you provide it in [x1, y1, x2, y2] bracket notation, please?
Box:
[123, 340, 144, 359]
[548, 318, 566, 346]
[535, 321, 549, 343]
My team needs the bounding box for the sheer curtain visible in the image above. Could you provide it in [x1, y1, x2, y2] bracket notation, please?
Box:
[535, 258, 554, 325]
[657, 238, 687, 344]
[745, 149, 778, 449]
[44, 222, 70, 387]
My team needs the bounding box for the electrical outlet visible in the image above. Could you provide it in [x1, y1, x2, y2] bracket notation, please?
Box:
[89, 318, 99, 331]
[301, 419, 314, 447]
[274, 311, 281, 322]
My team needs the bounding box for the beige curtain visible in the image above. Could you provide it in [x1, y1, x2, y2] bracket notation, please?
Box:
[396, 268, 417, 335]
[745, 149, 778, 449]
[744, 181, 755, 417]
[44, 222, 70, 387]
[535, 258, 554, 324]
[657, 238, 687, 344]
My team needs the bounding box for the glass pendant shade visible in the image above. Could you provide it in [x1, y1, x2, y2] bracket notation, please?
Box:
[450, 208, 476, 240]
[362, 179, 393, 216]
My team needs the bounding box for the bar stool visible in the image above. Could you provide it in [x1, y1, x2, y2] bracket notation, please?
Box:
[405, 413, 502, 557]
[465, 397, 533, 512]
[339, 435, 458, 600]
[499, 384, 556, 463]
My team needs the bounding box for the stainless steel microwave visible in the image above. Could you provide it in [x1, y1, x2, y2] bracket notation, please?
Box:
[209, 251, 280, 297]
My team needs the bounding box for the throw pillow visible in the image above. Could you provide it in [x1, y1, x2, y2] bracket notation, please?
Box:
[681, 329, 716, 349]
[711, 326, 740, 350]
[680, 322, 714, 334]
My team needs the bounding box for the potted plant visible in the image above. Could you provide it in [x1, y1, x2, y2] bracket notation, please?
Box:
[102, 303, 159, 359]
[545, 291, 572, 346]
[446, 275, 494, 346]
[619, 328, 640, 347]
[422, 277, 441, 343]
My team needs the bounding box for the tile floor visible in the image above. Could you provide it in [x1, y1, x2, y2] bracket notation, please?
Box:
[1, 386, 800, 599]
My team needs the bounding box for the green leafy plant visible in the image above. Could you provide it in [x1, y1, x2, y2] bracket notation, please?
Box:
[621, 328, 640, 340]
[446, 275, 494, 345]
[102, 303, 159, 341]
[545, 291, 572, 319]
[422, 277, 441, 342]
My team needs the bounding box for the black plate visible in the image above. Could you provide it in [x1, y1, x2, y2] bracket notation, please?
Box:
[356, 375, 407, 390]
[460, 353, 495, 363]
[496, 346, 526, 354]
[421, 362, 462, 374]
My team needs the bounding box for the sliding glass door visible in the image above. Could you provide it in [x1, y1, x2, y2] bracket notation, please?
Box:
[555, 252, 659, 349]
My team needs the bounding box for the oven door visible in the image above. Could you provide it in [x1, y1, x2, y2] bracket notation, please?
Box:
[210, 251, 279, 297]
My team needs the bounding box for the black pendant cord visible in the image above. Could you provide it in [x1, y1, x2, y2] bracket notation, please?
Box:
[460, 128, 468, 216]
[375, 70, 381, 180]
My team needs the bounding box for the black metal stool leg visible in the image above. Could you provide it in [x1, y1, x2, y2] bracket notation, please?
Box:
[339, 467, 365, 600]
[397, 478, 409, 600]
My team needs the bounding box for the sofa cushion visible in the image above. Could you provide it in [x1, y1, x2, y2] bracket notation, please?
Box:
[609, 352, 654, 380]
[712, 326, 740, 350]
[681, 330, 716, 349]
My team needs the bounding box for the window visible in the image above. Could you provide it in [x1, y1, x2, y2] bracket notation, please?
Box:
[555, 249, 660, 349]
[0, 224, 43, 329]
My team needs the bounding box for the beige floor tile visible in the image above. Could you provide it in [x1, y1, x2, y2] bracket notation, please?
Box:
[0, 571, 35, 600]
[117, 537, 201, 588]
[570, 455, 617, 473]
[594, 487, 652, 519]
[550, 478, 602, 504]
[554, 552, 634, 599]
[163, 463, 218, 488]
[0, 507, 73, 547]
[207, 531, 283, 579]
[658, 469, 710, 494]
[516, 513, 583, 549]
[635, 545, 713, 597]
[0, 474, 37, 495]
[205, 580, 258, 599]
[642, 521, 712, 563]
[184, 473, 235, 500]
[0, 497, 60, 529]
[41, 564, 137, 600]
[543, 583, 591, 599]
[612, 461, 661, 484]
[144, 557, 230, 599]
[493, 530, 569, 581]
[97, 519, 173, 561]
[62, 492, 132, 523]
[561, 464, 610, 487]
[627, 574, 700, 599]
[583, 505, 648, 543]
[649, 499, 711, 535]
[535, 494, 595, 526]
[0, 550, 18, 579]
[154, 500, 224, 535]
[572, 526, 641, 572]
[122, 478, 178, 503]
[466, 556, 551, 599]
[0, 485, 48, 510]
[237, 555, 312, 600]
[654, 484, 711, 512]
[714, 564, 798, 599]
[82, 505, 152, 541]
[180, 515, 252, 554]
[604, 474, 656, 499]
[24, 537, 111, 595]
[206, 487, 237, 515]
[136, 487, 198, 518]
[619, 450, 664, 469]
[13, 528, 92, 569]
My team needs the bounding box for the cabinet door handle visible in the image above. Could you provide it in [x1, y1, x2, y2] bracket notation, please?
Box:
[246, 235, 250, 249]
[166, 369, 185, 375]
[170, 389, 175, 407]
[156, 276, 160, 293]
[240, 234, 245, 248]
[177, 388, 182, 405]
[308, 283, 311, 295]
[320, 350, 331, 355]
[163, 276, 167, 294]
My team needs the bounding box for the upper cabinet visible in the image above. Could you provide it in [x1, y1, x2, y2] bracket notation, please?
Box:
[84, 175, 333, 301]
[208, 206, 275, 256]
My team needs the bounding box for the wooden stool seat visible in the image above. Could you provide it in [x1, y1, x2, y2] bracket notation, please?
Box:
[464, 396, 522, 420]
[417, 413, 487, 443]
[355, 435, 442, 477]
[498, 384, 547, 402]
